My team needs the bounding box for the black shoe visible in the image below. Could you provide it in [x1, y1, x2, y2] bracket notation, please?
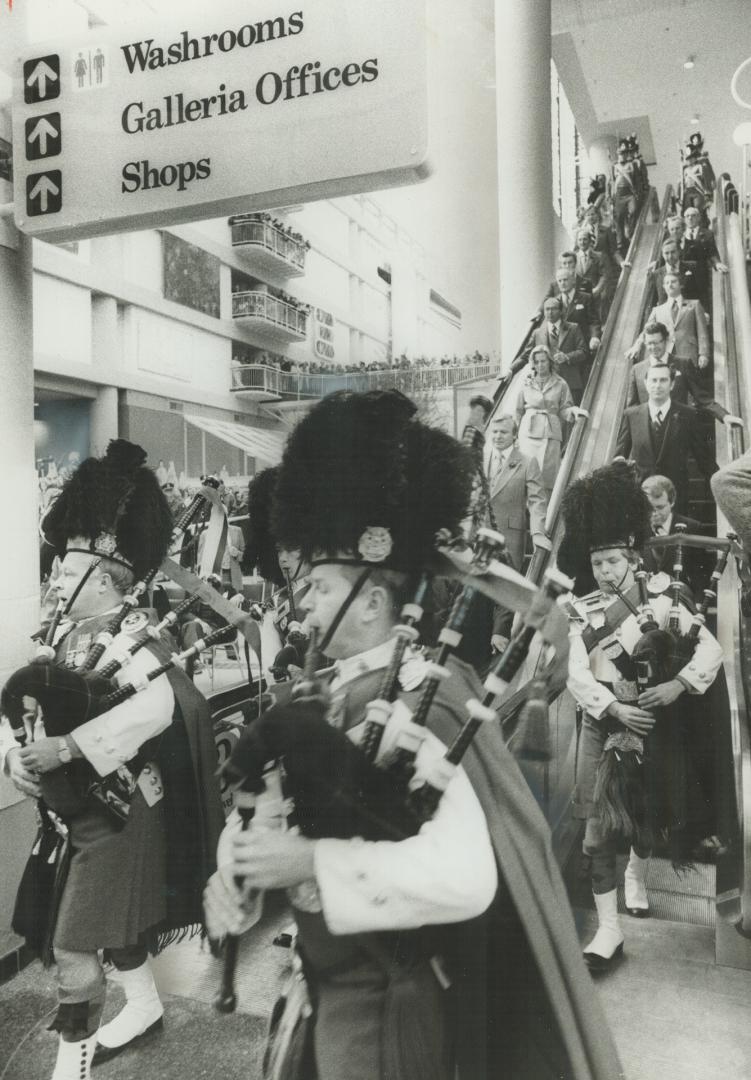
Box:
[625, 905, 651, 918]
[91, 1017, 164, 1067]
[583, 942, 624, 973]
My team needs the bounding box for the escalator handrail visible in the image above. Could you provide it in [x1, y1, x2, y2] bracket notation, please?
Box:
[525, 184, 670, 586]
[498, 187, 671, 734]
[713, 176, 751, 934]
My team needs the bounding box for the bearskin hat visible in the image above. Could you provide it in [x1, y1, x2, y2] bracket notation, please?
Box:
[557, 459, 652, 582]
[243, 466, 284, 586]
[41, 439, 173, 580]
[271, 390, 475, 573]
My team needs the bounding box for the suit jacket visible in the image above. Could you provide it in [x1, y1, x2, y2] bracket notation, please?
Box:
[652, 260, 700, 303]
[575, 250, 605, 296]
[544, 286, 601, 340]
[588, 226, 620, 280]
[527, 321, 589, 394]
[627, 358, 689, 408]
[487, 446, 548, 571]
[641, 512, 708, 598]
[711, 449, 751, 556]
[647, 297, 710, 361]
[628, 355, 726, 423]
[615, 401, 717, 508]
[682, 226, 720, 266]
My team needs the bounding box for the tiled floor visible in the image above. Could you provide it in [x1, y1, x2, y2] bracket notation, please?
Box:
[577, 913, 751, 1080]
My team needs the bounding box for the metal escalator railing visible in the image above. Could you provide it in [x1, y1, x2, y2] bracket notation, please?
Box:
[488, 191, 657, 417]
[712, 175, 751, 943]
[526, 185, 669, 584]
[495, 187, 672, 755]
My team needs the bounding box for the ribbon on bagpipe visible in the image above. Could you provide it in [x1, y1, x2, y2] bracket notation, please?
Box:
[213, 530, 573, 1011]
[592, 538, 732, 860]
[268, 570, 310, 682]
[460, 423, 498, 536]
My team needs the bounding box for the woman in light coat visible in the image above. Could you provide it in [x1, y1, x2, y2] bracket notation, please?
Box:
[516, 346, 586, 493]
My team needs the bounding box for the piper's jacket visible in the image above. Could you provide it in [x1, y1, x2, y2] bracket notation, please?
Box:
[567, 589, 723, 719]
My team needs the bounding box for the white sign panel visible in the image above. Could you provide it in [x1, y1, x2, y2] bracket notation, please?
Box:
[12, 1, 429, 242]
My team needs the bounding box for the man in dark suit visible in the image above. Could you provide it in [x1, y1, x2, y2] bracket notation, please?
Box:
[640, 474, 708, 598]
[574, 228, 606, 302]
[615, 363, 717, 511]
[625, 319, 741, 428]
[582, 205, 622, 324]
[527, 296, 590, 403]
[545, 266, 602, 348]
[651, 238, 700, 304]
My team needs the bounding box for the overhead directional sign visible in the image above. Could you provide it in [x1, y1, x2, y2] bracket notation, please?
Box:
[12, 0, 430, 243]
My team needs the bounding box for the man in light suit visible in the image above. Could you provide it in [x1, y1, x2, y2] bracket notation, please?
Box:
[486, 415, 549, 651]
[629, 273, 709, 363]
[486, 415, 548, 573]
[526, 296, 590, 404]
[712, 449, 751, 558]
[615, 364, 717, 511]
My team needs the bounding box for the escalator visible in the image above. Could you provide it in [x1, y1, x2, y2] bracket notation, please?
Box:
[491, 180, 751, 972]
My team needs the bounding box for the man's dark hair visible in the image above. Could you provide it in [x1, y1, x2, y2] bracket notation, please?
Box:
[469, 394, 493, 418]
[644, 321, 669, 341]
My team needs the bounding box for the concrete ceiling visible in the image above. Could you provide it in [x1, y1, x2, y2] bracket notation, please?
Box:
[552, 0, 751, 191]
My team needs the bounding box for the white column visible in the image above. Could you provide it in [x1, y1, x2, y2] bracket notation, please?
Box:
[0, 236, 37, 680]
[496, 0, 553, 365]
[90, 386, 119, 457]
[588, 135, 617, 183]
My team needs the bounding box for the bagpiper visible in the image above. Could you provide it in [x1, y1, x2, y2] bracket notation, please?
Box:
[0, 440, 224, 1079]
[558, 460, 723, 972]
[204, 389, 622, 1080]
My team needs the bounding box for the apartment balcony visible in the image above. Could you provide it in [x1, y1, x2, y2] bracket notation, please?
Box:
[230, 360, 502, 402]
[230, 217, 307, 278]
[231, 291, 309, 343]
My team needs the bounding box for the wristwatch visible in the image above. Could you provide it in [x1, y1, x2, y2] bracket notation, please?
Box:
[57, 737, 73, 764]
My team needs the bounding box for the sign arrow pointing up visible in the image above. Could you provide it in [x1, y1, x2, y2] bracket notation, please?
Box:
[28, 116, 58, 156]
[26, 60, 59, 97]
[29, 173, 60, 212]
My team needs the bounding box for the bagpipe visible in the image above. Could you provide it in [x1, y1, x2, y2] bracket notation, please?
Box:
[214, 528, 573, 1011]
[592, 529, 733, 857]
[1, 483, 264, 827]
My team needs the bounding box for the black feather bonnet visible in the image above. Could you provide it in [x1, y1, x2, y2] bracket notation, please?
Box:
[243, 466, 284, 586]
[41, 439, 173, 579]
[271, 390, 475, 573]
[557, 459, 652, 581]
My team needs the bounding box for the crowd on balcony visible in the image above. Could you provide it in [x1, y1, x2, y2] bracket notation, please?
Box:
[228, 211, 311, 252]
[233, 349, 496, 378]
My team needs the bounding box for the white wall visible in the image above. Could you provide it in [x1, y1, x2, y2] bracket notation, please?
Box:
[33, 275, 91, 365]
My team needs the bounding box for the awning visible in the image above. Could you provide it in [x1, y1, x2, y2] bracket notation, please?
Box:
[184, 414, 286, 465]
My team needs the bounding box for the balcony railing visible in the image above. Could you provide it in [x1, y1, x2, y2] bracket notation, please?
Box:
[230, 218, 308, 274]
[231, 291, 309, 339]
[230, 360, 502, 400]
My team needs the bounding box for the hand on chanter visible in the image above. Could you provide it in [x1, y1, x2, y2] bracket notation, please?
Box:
[229, 826, 316, 889]
[606, 701, 655, 735]
[18, 737, 64, 774]
[638, 679, 685, 709]
[5, 748, 41, 798]
[203, 868, 258, 939]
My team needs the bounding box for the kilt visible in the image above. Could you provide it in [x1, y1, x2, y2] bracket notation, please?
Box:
[53, 786, 166, 952]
